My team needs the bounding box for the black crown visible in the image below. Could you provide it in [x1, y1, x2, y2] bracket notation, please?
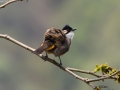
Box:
[62, 25, 73, 30]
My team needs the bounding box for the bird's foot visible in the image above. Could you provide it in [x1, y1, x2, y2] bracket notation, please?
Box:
[44, 53, 48, 61]
[60, 62, 62, 65]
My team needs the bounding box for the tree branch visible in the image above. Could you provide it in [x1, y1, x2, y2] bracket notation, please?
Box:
[0, 0, 27, 8]
[0, 34, 95, 89]
[0, 34, 119, 90]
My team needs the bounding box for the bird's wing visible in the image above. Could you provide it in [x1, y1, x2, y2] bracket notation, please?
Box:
[54, 38, 71, 56]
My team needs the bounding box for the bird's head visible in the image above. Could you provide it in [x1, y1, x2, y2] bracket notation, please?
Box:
[62, 25, 77, 34]
[62, 25, 77, 40]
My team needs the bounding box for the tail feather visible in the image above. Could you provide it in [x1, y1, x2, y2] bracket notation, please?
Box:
[34, 41, 53, 54]
[34, 46, 46, 54]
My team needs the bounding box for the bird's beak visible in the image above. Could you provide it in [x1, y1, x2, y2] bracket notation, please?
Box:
[72, 28, 77, 31]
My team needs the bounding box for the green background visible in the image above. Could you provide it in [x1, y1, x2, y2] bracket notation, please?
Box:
[0, 0, 120, 90]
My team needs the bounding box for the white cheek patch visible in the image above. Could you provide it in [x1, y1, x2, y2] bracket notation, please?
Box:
[63, 30, 67, 34]
[66, 31, 74, 40]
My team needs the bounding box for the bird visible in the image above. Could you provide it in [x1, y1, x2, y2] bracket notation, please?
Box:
[34, 25, 77, 65]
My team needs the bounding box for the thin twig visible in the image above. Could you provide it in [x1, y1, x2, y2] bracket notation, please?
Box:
[67, 67, 102, 77]
[0, 0, 27, 8]
[86, 70, 120, 83]
[67, 67, 118, 82]
[0, 0, 17, 8]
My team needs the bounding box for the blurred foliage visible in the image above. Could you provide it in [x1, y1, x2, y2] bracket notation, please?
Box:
[0, 0, 120, 90]
[94, 63, 114, 75]
[94, 63, 120, 83]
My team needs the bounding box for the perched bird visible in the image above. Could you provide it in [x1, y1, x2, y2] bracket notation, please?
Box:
[34, 25, 76, 65]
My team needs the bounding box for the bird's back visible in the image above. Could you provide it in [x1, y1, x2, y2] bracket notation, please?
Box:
[44, 28, 66, 47]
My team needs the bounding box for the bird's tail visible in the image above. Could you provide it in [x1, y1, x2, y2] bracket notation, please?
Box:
[34, 41, 53, 54]
[34, 46, 46, 54]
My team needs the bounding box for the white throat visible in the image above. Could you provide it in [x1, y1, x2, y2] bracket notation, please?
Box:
[66, 31, 74, 40]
